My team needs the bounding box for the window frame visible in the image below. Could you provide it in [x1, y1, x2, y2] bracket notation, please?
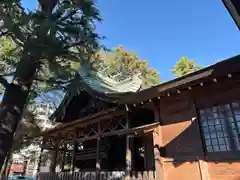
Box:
[198, 102, 240, 161]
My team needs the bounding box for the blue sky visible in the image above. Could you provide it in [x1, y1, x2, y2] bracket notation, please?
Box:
[22, 0, 240, 81]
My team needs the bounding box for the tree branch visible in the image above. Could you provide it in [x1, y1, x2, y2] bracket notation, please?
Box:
[64, 39, 87, 49]
[0, 72, 15, 77]
[35, 78, 73, 85]
[0, 30, 8, 37]
[0, 75, 9, 88]
[59, 9, 78, 22]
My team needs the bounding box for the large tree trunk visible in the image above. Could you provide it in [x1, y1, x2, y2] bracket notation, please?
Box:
[0, 152, 10, 180]
[5, 157, 12, 180]
[0, 0, 56, 171]
[0, 158, 7, 179]
[0, 56, 39, 170]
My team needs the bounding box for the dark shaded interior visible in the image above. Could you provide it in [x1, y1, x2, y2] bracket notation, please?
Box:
[74, 139, 97, 170]
[130, 107, 155, 127]
[60, 91, 115, 123]
[72, 135, 155, 171]
[73, 136, 126, 171]
[104, 136, 126, 171]
[61, 92, 91, 122]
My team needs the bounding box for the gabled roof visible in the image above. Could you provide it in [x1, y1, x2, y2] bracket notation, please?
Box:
[51, 63, 143, 121]
[52, 54, 240, 122]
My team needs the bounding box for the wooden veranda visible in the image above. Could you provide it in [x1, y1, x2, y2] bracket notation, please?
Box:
[39, 171, 156, 180]
[37, 106, 161, 180]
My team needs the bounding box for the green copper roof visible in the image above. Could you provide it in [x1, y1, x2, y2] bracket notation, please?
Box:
[51, 53, 144, 121]
[78, 66, 142, 94]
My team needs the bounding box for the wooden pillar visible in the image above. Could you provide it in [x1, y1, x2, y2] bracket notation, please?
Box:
[96, 136, 101, 180]
[131, 137, 135, 170]
[71, 141, 78, 172]
[193, 100, 209, 180]
[126, 136, 132, 179]
[125, 108, 132, 180]
[153, 126, 165, 180]
[144, 134, 155, 170]
[60, 140, 67, 172]
[144, 136, 148, 170]
[61, 151, 66, 172]
[50, 150, 58, 173]
[50, 138, 60, 173]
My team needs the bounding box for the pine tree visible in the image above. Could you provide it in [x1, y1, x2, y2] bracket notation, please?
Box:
[94, 46, 160, 88]
[171, 56, 201, 77]
[0, 0, 102, 168]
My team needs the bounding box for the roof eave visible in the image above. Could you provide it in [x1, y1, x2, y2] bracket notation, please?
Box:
[222, 0, 240, 29]
[118, 54, 240, 104]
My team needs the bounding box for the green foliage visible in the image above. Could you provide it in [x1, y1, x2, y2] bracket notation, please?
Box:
[93, 46, 160, 88]
[0, 1, 104, 163]
[171, 56, 201, 78]
[0, 37, 20, 93]
[12, 109, 42, 153]
[0, 37, 20, 73]
[0, 0, 103, 97]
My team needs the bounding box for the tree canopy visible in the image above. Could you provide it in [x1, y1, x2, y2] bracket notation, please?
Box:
[0, 0, 103, 99]
[171, 56, 201, 78]
[94, 46, 160, 88]
[0, 0, 104, 168]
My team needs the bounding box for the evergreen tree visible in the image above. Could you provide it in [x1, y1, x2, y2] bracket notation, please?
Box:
[0, 0, 103, 168]
[95, 46, 160, 88]
[171, 56, 201, 77]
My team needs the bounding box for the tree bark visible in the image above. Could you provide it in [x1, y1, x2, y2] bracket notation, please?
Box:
[5, 157, 12, 180]
[0, 0, 55, 171]
[0, 56, 39, 170]
[0, 152, 10, 180]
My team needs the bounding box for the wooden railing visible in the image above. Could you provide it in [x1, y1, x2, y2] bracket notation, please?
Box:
[39, 171, 156, 180]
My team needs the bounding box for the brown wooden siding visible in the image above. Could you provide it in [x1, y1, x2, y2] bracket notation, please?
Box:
[208, 162, 240, 180]
[160, 99, 204, 160]
[194, 77, 240, 180]
[155, 76, 240, 180]
[163, 162, 202, 180]
[157, 99, 204, 180]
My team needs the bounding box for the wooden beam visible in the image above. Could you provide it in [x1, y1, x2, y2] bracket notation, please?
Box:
[153, 126, 165, 180]
[50, 150, 57, 173]
[96, 136, 101, 180]
[43, 112, 159, 144]
[41, 146, 72, 151]
[125, 111, 132, 180]
[119, 122, 160, 135]
[71, 140, 78, 172]
[50, 138, 60, 173]
[42, 121, 160, 151]
[74, 122, 159, 142]
[42, 108, 124, 137]
[193, 99, 208, 180]
[61, 143, 66, 172]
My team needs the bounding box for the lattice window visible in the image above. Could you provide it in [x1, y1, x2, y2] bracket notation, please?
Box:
[199, 102, 240, 152]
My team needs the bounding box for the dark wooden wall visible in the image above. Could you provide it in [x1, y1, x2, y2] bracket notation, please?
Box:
[153, 76, 240, 180]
